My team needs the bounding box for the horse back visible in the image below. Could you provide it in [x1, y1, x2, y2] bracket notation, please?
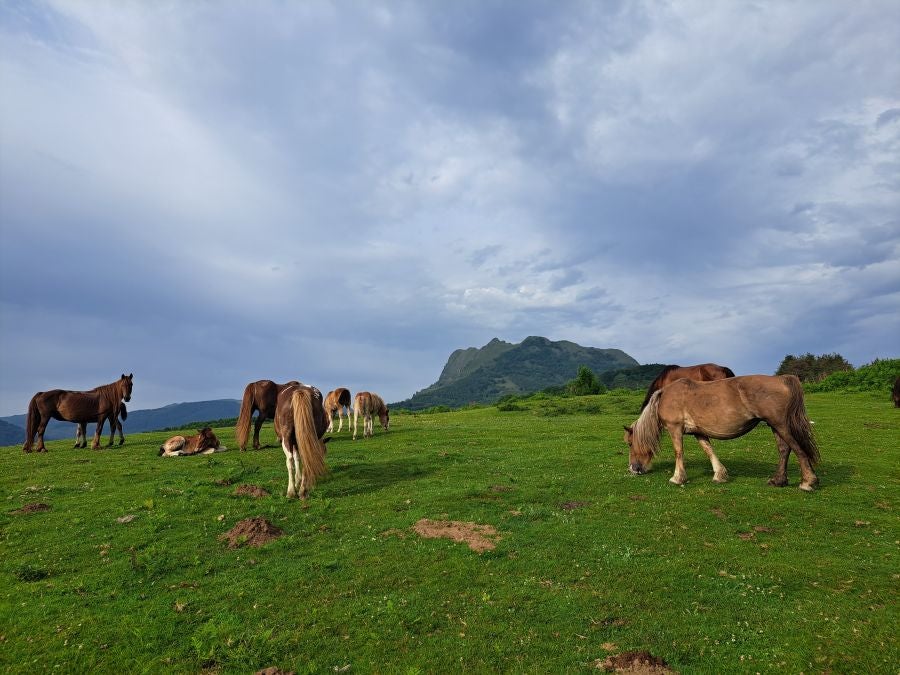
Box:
[40, 389, 107, 423]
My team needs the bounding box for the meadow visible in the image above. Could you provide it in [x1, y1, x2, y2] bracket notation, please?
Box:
[1, 390, 897, 673]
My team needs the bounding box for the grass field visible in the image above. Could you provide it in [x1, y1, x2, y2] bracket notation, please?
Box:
[1, 391, 897, 673]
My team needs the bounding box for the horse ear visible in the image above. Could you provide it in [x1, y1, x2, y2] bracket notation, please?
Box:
[128, 373, 133, 379]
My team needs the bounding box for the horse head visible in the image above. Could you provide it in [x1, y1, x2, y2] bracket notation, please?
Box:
[623, 424, 652, 475]
[380, 407, 390, 432]
[197, 427, 220, 452]
[120, 373, 133, 402]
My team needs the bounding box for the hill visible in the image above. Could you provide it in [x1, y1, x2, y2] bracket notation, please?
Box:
[394, 336, 639, 409]
[1, 399, 241, 443]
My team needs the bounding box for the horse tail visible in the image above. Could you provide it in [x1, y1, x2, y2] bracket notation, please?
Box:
[23, 393, 40, 452]
[722, 366, 736, 378]
[292, 388, 328, 489]
[784, 375, 820, 466]
[235, 383, 256, 451]
[338, 388, 351, 408]
[632, 389, 663, 459]
[119, 402, 128, 420]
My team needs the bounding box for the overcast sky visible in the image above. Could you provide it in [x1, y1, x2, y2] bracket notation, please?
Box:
[1, 1, 898, 415]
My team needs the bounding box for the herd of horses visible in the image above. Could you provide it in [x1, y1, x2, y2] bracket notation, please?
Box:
[20, 362, 827, 498]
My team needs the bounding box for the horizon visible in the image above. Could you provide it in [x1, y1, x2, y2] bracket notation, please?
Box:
[2, 2, 898, 417]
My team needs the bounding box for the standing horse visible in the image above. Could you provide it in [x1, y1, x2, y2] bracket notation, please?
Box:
[75, 402, 127, 448]
[158, 427, 226, 456]
[23, 374, 133, 452]
[235, 379, 300, 451]
[892, 375, 900, 408]
[353, 391, 390, 440]
[324, 388, 352, 433]
[273, 383, 329, 499]
[639, 363, 735, 410]
[624, 374, 820, 491]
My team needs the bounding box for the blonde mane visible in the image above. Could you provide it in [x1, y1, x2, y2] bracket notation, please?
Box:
[631, 389, 662, 460]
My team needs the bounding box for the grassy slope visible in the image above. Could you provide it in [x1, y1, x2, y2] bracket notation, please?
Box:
[0, 392, 897, 674]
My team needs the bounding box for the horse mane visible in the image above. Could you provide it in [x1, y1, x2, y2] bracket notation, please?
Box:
[631, 390, 663, 460]
[722, 366, 736, 378]
[640, 365, 680, 411]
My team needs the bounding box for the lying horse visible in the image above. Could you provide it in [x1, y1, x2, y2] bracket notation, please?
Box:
[640, 363, 735, 410]
[324, 388, 352, 433]
[353, 391, 389, 440]
[23, 374, 133, 452]
[75, 402, 127, 448]
[624, 374, 820, 491]
[235, 379, 301, 451]
[159, 427, 226, 456]
[273, 383, 329, 499]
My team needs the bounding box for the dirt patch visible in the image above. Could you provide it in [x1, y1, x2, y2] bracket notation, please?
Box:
[214, 478, 233, 486]
[737, 531, 755, 540]
[219, 517, 284, 549]
[753, 525, 774, 533]
[10, 502, 51, 515]
[412, 518, 500, 553]
[710, 507, 726, 520]
[255, 669, 295, 675]
[628, 495, 647, 502]
[596, 650, 675, 673]
[234, 484, 270, 498]
[560, 501, 589, 511]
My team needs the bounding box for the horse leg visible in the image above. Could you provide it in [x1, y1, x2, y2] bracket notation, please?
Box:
[771, 424, 818, 491]
[326, 408, 334, 433]
[294, 451, 307, 500]
[253, 415, 265, 450]
[91, 416, 106, 450]
[117, 419, 125, 446]
[353, 409, 359, 440]
[282, 439, 297, 498]
[36, 418, 50, 452]
[697, 435, 728, 483]
[74, 423, 85, 448]
[107, 415, 116, 447]
[767, 430, 791, 487]
[337, 410, 344, 433]
[668, 425, 688, 485]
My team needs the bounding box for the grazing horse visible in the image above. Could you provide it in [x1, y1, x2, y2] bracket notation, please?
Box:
[75, 402, 127, 448]
[23, 374, 133, 452]
[893, 375, 900, 408]
[235, 379, 300, 451]
[324, 388, 352, 432]
[158, 427, 226, 456]
[640, 363, 735, 410]
[353, 391, 390, 440]
[624, 374, 820, 491]
[273, 383, 329, 499]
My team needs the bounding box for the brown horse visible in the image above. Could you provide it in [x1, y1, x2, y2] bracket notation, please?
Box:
[892, 375, 900, 408]
[23, 374, 133, 452]
[353, 391, 389, 440]
[158, 427, 226, 456]
[235, 379, 300, 451]
[640, 363, 735, 410]
[324, 388, 352, 433]
[273, 383, 329, 499]
[624, 374, 820, 491]
[75, 402, 127, 448]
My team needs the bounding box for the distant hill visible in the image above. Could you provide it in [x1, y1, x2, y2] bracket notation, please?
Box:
[394, 336, 640, 410]
[1, 399, 241, 445]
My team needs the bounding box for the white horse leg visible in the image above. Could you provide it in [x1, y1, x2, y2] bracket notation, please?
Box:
[283, 439, 297, 498]
[697, 435, 728, 483]
[293, 450, 303, 498]
[326, 411, 334, 433]
[337, 410, 344, 433]
[353, 409, 359, 440]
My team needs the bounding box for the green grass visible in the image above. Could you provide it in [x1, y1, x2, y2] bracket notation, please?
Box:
[1, 391, 897, 673]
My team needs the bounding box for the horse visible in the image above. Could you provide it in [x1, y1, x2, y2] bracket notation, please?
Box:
[273, 383, 329, 499]
[640, 363, 735, 410]
[353, 391, 389, 440]
[324, 388, 352, 432]
[158, 427, 226, 456]
[235, 379, 300, 451]
[23, 374, 133, 452]
[75, 402, 127, 448]
[892, 375, 900, 408]
[623, 374, 820, 491]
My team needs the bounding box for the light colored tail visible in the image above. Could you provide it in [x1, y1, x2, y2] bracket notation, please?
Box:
[292, 389, 328, 488]
[235, 383, 255, 451]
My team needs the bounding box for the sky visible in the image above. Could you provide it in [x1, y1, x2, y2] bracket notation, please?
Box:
[1, 1, 898, 416]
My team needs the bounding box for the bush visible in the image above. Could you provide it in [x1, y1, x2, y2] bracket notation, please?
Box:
[805, 358, 900, 393]
[566, 366, 607, 396]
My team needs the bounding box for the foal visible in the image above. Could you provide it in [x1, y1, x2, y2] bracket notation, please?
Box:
[353, 391, 390, 440]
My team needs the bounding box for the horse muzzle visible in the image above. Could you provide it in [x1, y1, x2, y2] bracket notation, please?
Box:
[629, 463, 646, 475]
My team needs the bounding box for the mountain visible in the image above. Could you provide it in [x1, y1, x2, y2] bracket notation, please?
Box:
[394, 336, 640, 410]
[1, 399, 241, 446]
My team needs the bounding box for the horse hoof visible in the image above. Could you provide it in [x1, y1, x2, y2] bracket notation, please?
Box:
[768, 477, 789, 487]
[799, 481, 817, 492]
[669, 477, 686, 486]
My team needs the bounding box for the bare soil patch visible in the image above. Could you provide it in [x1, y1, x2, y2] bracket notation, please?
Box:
[234, 484, 270, 498]
[560, 501, 589, 511]
[219, 517, 284, 549]
[255, 668, 295, 675]
[10, 502, 51, 515]
[628, 495, 647, 502]
[596, 650, 675, 673]
[413, 518, 500, 553]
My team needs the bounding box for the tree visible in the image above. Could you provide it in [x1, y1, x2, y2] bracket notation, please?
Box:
[776, 353, 853, 382]
[567, 366, 606, 396]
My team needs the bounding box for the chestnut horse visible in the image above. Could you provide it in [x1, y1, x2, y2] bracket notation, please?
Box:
[324, 388, 352, 433]
[75, 402, 127, 448]
[624, 374, 820, 491]
[158, 427, 226, 456]
[273, 383, 329, 499]
[23, 374, 133, 452]
[640, 363, 735, 410]
[235, 379, 300, 451]
[353, 391, 389, 440]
